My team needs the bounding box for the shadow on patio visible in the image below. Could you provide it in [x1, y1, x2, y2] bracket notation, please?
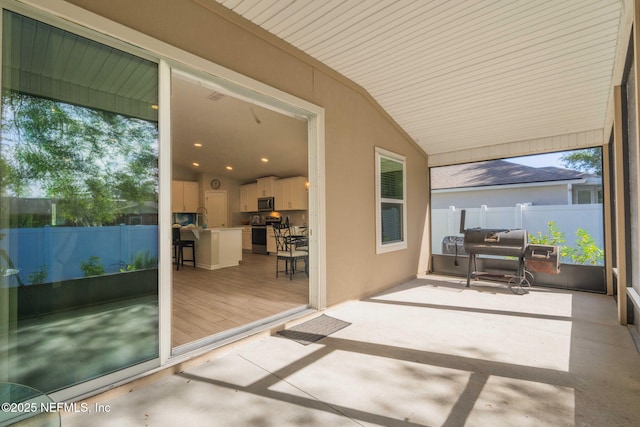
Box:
[64, 275, 640, 426]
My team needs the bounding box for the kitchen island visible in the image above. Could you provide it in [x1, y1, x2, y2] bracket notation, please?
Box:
[180, 227, 243, 270]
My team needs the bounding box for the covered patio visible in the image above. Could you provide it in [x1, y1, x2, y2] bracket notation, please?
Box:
[64, 275, 640, 426]
[2, 0, 639, 418]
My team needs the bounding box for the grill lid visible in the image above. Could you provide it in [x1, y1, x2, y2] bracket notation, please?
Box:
[463, 228, 528, 257]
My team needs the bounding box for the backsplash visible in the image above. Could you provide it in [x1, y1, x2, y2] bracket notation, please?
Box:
[173, 213, 196, 226]
[276, 211, 308, 226]
[235, 210, 308, 226]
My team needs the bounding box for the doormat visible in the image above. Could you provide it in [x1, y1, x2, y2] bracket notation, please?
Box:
[277, 314, 351, 345]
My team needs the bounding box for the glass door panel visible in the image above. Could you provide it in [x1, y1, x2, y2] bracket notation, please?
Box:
[0, 11, 159, 393]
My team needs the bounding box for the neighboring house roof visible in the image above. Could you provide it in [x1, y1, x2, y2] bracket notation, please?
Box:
[431, 160, 597, 190]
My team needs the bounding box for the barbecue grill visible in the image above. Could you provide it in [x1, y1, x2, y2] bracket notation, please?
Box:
[442, 235, 466, 256]
[460, 210, 530, 294]
[525, 244, 560, 275]
[463, 228, 528, 257]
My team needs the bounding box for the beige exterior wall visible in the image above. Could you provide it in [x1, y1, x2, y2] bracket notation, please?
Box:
[65, 0, 430, 305]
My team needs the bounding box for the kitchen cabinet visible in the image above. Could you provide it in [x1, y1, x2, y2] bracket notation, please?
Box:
[274, 177, 308, 211]
[266, 225, 277, 254]
[182, 228, 242, 270]
[242, 226, 252, 251]
[240, 183, 258, 212]
[257, 176, 277, 198]
[172, 180, 199, 212]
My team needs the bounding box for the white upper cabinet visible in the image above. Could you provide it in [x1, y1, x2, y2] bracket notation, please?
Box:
[172, 180, 199, 212]
[275, 177, 308, 211]
[240, 183, 258, 212]
[256, 176, 277, 197]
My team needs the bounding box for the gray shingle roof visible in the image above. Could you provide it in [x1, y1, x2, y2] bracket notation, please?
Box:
[431, 160, 591, 190]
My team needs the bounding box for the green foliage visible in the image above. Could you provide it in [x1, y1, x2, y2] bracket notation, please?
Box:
[80, 256, 106, 277]
[560, 148, 602, 176]
[27, 264, 48, 285]
[1, 93, 158, 226]
[0, 154, 19, 192]
[564, 228, 604, 265]
[120, 251, 157, 272]
[528, 221, 603, 265]
[528, 221, 572, 259]
[528, 221, 565, 246]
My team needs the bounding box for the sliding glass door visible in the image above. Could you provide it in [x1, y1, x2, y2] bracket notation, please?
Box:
[0, 10, 159, 393]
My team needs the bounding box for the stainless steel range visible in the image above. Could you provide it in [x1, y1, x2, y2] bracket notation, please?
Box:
[251, 216, 281, 254]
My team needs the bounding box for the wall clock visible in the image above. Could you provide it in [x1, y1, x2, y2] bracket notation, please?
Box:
[210, 179, 221, 189]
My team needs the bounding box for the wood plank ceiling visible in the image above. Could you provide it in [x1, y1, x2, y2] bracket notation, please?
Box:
[214, 0, 623, 164]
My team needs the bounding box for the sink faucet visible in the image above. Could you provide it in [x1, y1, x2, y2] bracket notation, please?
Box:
[195, 207, 208, 227]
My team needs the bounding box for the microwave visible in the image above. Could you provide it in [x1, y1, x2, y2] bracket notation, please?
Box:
[258, 197, 274, 212]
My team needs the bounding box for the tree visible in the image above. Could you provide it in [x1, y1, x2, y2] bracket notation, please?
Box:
[1, 92, 158, 226]
[560, 148, 602, 176]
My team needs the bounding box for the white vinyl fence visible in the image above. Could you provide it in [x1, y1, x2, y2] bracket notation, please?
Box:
[432, 204, 604, 262]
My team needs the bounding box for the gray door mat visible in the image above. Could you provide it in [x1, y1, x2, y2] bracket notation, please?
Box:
[277, 314, 351, 345]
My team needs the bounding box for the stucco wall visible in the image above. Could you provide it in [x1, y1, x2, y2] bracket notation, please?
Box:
[64, 0, 430, 305]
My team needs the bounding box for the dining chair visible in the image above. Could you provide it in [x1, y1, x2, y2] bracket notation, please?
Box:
[272, 223, 308, 280]
[172, 227, 196, 270]
[291, 226, 309, 252]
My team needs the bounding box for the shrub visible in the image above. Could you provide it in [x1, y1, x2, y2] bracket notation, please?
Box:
[120, 251, 157, 272]
[28, 265, 48, 284]
[528, 221, 565, 245]
[564, 228, 604, 265]
[528, 221, 603, 265]
[80, 256, 106, 277]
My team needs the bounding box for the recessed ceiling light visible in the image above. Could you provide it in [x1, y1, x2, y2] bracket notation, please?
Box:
[151, 104, 159, 110]
[192, 162, 200, 167]
[194, 143, 203, 148]
[261, 158, 269, 163]
[226, 166, 233, 170]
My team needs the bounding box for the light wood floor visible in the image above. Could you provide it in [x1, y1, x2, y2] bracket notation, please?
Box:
[172, 251, 309, 347]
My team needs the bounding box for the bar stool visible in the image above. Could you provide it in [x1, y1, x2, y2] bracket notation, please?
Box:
[172, 227, 195, 270]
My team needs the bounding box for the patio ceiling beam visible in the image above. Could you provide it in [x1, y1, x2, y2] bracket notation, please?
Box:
[427, 129, 604, 167]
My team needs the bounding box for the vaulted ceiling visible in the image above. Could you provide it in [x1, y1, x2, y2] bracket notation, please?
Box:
[214, 0, 625, 164]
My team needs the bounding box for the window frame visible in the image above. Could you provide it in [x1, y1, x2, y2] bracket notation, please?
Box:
[576, 188, 594, 204]
[375, 147, 407, 254]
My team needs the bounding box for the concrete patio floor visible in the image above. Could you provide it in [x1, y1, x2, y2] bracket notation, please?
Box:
[63, 275, 640, 426]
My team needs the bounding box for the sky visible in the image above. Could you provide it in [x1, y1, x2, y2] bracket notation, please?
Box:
[506, 151, 566, 169]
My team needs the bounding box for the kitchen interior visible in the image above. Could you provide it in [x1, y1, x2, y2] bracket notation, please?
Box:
[171, 71, 310, 352]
